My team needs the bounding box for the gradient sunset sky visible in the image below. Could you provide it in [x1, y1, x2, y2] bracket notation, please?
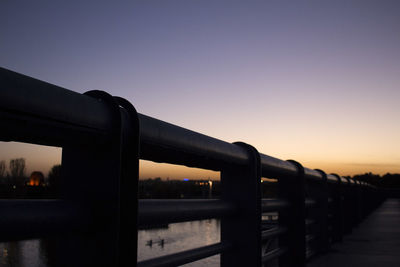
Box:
[1, 1, 400, 179]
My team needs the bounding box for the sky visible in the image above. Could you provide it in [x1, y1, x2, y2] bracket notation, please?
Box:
[1, 1, 400, 178]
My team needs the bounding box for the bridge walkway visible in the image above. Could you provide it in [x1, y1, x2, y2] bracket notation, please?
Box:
[308, 198, 400, 267]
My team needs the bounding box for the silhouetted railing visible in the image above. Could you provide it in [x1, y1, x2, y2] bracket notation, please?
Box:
[0, 67, 385, 267]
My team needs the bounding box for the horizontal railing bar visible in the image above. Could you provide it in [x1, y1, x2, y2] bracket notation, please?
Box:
[262, 227, 287, 241]
[262, 247, 288, 263]
[262, 198, 290, 212]
[139, 114, 249, 171]
[330, 173, 350, 185]
[260, 154, 298, 178]
[262, 220, 279, 230]
[0, 67, 115, 146]
[139, 114, 356, 184]
[139, 113, 350, 183]
[306, 234, 316, 243]
[138, 199, 235, 227]
[305, 198, 316, 208]
[140, 113, 306, 178]
[327, 174, 339, 184]
[137, 242, 231, 267]
[306, 248, 317, 260]
[0, 68, 359, 186]
[304, 167, 324, 182]
[305, 219, 315, 226]
[0, 199, 88, 241]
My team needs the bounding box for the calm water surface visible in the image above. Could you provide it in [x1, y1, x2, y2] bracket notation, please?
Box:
[0, 240, 48, 267]
[139, 219, 220, 266]
[0, 219, 220, 267]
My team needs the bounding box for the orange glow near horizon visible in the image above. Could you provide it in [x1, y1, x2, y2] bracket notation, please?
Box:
[0, 142, 61, 177]
[0, 141, 398, 180]
[139, 160, 220, 180]
[139, 158, 399, 180]
[303, 161, 400, 177]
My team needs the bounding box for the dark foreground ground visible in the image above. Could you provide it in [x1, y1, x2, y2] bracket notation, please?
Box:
[309, 198, 400, 267]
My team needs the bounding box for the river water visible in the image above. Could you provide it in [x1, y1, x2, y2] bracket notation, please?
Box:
[139, 219, 220, 266]
[0, 215, 282, 267]
[0, 219, 220, 267]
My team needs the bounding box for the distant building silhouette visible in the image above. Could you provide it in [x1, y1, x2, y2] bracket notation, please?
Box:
[29, 171, 44, 186]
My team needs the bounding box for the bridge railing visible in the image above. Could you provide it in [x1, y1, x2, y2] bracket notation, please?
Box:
[0, 67, 385, 267]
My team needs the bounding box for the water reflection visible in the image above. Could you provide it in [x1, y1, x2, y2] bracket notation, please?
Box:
[0, 217, 282, 267]
[0, 219, 221, 267]
[138, 219, 220, 266]
[0, 240, 48, 267]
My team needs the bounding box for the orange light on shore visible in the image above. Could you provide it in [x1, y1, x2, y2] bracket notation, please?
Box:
[29, 171, 44, 186]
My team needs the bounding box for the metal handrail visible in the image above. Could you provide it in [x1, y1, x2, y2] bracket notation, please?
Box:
[0, 67, 385, 267]
[137, 242, 232, 267]
[138, 199, 235, 227]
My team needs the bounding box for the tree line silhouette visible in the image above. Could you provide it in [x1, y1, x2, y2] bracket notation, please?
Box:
[348, 172, 400, 188]
[138, 172, 400, 199]
[0, 158, 26, 186]
[0, 158, 60, 198]
[1, 157, 399, 199]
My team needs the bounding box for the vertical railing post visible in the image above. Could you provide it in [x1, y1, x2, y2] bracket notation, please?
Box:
[347, 179, 357, 229]
[58, 91, 139, 267]
[330, 174, 343, 242]
[354, 180, 363, 225]
[364, 183, 373, 216]
[313, 169, 329, 253]
[278, 160, 306, 267]
[221, 142, 261, 267]
[349, 181, 355, 230]
[114, 97, 140, 267]
[360, 182, 367, 219]
[342, 178, 352, 234]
